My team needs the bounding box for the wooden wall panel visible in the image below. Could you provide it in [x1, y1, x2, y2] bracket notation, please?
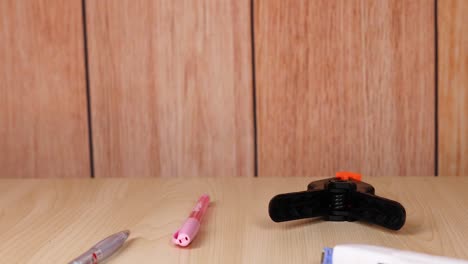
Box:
[0, 1, 90, 178]
[86, 0, 254, 177]
[439, 0, 468, 176]
[255, 0, 435, 176]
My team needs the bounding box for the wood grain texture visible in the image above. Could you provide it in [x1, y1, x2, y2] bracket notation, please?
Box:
[438, 0, 468, 176]
[86, 0, 254, 177]
[0, 177, 468, 263]
[255, 0, 435, 176]
[0, 1, 90, 178]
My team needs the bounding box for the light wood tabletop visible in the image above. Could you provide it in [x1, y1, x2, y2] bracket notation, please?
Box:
[0, 177, 467, 263]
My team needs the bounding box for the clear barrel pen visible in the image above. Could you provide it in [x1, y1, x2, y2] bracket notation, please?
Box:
[68, 230, 130, 264]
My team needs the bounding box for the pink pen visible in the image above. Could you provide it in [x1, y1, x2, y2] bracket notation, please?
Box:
[173, 194, 210, 247]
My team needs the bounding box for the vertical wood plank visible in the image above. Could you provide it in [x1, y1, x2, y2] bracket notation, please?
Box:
[439, 0, 468, 176]
[0, 1, 90, 178]
[255, 0, 435, 176]
[86, 0, 254, 177]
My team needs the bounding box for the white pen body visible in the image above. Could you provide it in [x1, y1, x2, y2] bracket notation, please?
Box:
[331, 244, 468, 264]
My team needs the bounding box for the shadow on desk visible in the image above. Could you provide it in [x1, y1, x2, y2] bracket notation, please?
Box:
[255, 216, 424, 235]
[359, 220, 423, 235]
[105, 237, 138, 263]
[255, 217, 322, 230]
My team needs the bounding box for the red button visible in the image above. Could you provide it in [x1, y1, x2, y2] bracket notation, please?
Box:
[336, 172, 362, 181]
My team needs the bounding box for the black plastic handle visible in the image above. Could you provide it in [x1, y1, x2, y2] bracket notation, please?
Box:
[350, 192, 406, 230]
[269, 190, 328, 222]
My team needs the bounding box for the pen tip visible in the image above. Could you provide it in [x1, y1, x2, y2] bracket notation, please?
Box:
[122, 230, 130, 236]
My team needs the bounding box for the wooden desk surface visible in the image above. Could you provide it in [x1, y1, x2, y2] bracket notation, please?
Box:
[1, 177, 468, 263]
